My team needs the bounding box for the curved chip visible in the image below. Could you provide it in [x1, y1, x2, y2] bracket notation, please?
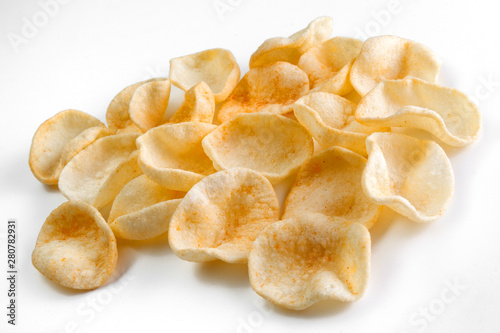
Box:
[60, 126, 112, 167]
[58, 133, 139, 206]
[283, 146, 381, 228]
[32, 200, 117, 290]
[129, 79, 171, 132]
[248, 214, 371, 310]
[362, 132, 454, 223]
[355, 78, 481, 146]
[29, 109, 106, 185]
[169, 48, 240, 103]
[298, 37, 363, 95]
[169, 81, 215, 124]
[217, 62, 309, 123]
[294, 92, 388, 155]
[203, 113, 313, 184]
[249, 16, 333, 68]
[108, 175, 184, 240]
[350, 35, 441, 96]
[169, 168, 280, 264]
[137, 122, 217, 191]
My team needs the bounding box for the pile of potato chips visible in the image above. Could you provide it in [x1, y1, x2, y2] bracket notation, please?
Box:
[29, 17, 481, 310]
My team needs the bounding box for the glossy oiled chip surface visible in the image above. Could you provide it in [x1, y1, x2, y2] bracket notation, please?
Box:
[168, 168, 280, 263]
[32, 201, 117, 290]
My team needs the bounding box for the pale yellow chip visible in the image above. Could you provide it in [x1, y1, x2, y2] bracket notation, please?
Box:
[294, 92, 388, 155]
[169, 168, 280, 263]
[356, 78, 481, 146]
[169, 48, 240, 103]
[362, 132, 454, 223]
[60, 126, 112, 167]
[298, 37, 363, 95]
[249, 16, 333, 68]
[350, 35, 441, 96]
[108, 175, 184, 240]
[202, 113, 313, 184]
[129, 79, 171, 132]
[137, 122, 217, 191]
[58, 133, 139, 206]
[32, 200, 117, 290]
[283, 146, 381, 228]
[248, 214, 371, 310]
[217, 62, 309, 123]
[29, 109, 106, 185]
[169, 81, 215, 124]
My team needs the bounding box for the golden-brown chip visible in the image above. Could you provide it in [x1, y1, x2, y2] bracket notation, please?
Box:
[169, 81, 215, 124]
[32, 200, 117, 290]
[129, 79, 171, 132]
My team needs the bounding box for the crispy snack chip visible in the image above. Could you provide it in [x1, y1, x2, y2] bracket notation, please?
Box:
[217, 62, 309, 123]
[248, 214, 371, 310]
[362, 132, 454, 223]
[202, 113, 313, 184]
[108, 175, 184, 240]
[356, 78, 481, 146]
[32, 201, 117, 290]
[283, 147, 381, 228]
[29, 109, 107, 185]
[350, 35, 441, 96]
[169, 82, 215, 124]
[137, 122, 217, 191]
[169, 168, 280, 263]
[294, 92, 388, 155]
[129, 79, 171, 132]
[59, 126, 112, 167]
[298, 37, 363, 95]
[169, 48, 240, 103]
[249, 16, 333, 68]
[58, 133, 139, 206]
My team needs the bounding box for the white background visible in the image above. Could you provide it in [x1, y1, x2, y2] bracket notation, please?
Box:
[1, 0, 500, 332]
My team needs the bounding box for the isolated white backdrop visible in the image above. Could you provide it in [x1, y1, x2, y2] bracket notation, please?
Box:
[1, 0, 500, 332]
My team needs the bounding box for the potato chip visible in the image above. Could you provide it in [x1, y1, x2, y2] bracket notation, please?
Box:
[59, 126, 112, 167]
[58, 133, 139, 206]
[283, 146, 381, 228]
[169, 81, 215, 124]
[293, 92, 388, 155]
[129, 79, 171, 132]
[169, 48, 240, 103]
[355, 78, 481, 146]
[248, 214, 371, 310]
[137, 122, 217, 191]
[350, 35, 441, 96]
[169, 168, 280, 263]
[29, 109, 106, 185]
[362, 132, 454, 223]
[108, 175, 184, 240]
[298, 37, 363, 95]
[32, 200, 117, 290]
[203, 113, 313, 184]
[249, 16, 333, 68]
[217, 62, 309, 123]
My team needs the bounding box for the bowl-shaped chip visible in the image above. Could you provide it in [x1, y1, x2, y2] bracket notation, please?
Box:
[32, 200, 117, 290]
[298, 37, 363, 95]
[283, 146, 381, 228]
[355, 78, 481, 146]
[249, 16, 333, 68]
[248, 214, 371, 310]
[129, 79, 171, 132]
[202, 113, 313, 184]
[169, 168, 280, 263]
[362, 132, 454, 223]
[350, 35, 441, 96]
[137, 122, 217, 191]
[108, 175, 184, 240]
[59, 126, 112, 167]
[294, 92, 388, 155]
[169, 82, 215, 124]
[217, 62, 309, 123]
[169, 48, 240, 103]
[58, 133, 139, 206]
[29, 109, 106, 185]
